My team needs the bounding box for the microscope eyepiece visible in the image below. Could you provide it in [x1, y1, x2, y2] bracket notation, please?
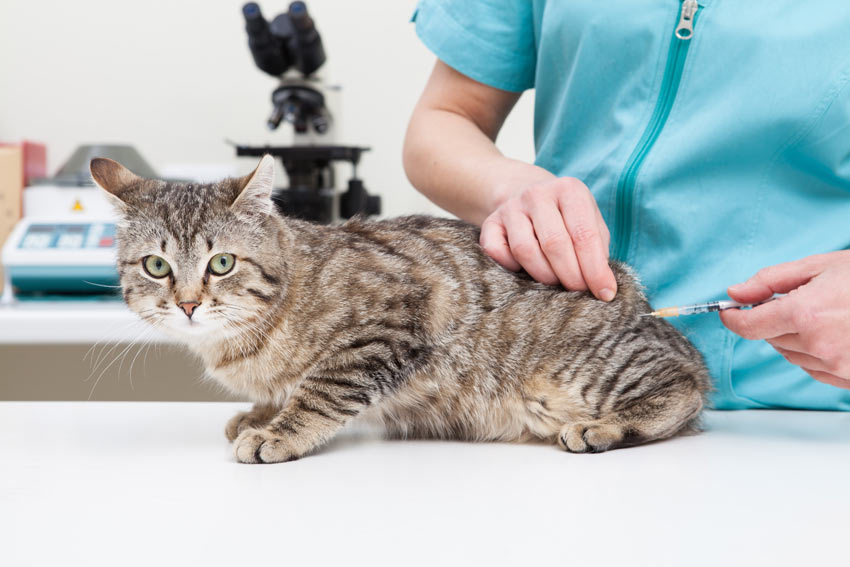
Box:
[288, 1, 326, 76]
[288, 2, 311, 31]
[242, 2, 290, 76]
[242, 3, 261, 20]
[242, 1, 325, 77]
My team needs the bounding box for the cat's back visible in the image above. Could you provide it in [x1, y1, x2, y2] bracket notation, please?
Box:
[335, 214, 548, 293]
[335, 214, 648, 312]
[328, 215, 648, 319]
[338, 214, 485, 264]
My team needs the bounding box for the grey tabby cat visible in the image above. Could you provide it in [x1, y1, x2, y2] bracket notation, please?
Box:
[91, 155, 711, 463]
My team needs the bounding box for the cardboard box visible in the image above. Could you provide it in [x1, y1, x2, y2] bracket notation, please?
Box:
[0, 140, 46, 187]
[0, 146, 24, 294]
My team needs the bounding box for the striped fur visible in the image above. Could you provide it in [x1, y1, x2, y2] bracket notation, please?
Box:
[93, 156, 711, 463]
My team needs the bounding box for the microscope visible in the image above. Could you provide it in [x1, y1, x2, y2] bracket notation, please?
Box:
[239, 1, 381, 224]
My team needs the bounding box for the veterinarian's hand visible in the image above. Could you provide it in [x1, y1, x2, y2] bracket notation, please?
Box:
[720, 251, 850, 389]
[479, 177, 617, 301]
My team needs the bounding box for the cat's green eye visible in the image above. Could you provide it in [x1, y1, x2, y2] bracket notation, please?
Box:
[209, 253, 236, 275]
[143, 255, 172, 278]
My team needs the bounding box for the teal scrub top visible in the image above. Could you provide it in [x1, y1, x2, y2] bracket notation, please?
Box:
[413, 0, 850, 410]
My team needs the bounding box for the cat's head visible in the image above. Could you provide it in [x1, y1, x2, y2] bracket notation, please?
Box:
[91, 155, 286, 342]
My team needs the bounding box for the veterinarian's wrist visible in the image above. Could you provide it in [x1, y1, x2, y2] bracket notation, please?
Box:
[485, 159, 555, 221]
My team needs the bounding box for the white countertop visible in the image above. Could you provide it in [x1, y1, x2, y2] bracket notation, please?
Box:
[1, 403, 848, 566]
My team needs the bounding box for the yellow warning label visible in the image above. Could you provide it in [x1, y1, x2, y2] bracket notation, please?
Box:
[72, 199, 84, 212]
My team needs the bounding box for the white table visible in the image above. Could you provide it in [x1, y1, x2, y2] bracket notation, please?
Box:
[1, 403, 848, 566]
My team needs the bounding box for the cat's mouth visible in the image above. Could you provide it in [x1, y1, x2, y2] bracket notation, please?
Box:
[168, 312, 243, 340]
[168, 314, 210, 336]
[140, 306, 238, 340]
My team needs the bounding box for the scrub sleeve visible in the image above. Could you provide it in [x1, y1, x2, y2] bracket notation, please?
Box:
[412, 0, 536, 93]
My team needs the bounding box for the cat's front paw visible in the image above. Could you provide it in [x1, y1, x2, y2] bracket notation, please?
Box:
[226, 411, 261, 442]
[225, 412, 250, 442]
[225, 405, 278, 442]
[234, 428, 299, 464]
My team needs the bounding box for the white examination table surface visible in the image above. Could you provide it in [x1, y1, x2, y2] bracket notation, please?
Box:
[1, 402, 848, 566]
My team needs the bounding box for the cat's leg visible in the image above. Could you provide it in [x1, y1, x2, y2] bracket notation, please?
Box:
[233, 377, 376, 464]
[559, 372, 705, 453]
[225, 403, 278, 442]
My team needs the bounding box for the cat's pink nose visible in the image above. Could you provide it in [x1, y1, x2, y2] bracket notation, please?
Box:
[178, 301, 200, 318]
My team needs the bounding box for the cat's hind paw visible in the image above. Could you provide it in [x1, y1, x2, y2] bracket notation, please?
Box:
[558, 422, 627, 454]
[234, 428, 299, 464]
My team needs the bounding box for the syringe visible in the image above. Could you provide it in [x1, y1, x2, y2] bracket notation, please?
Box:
[642, 295, 779, 318]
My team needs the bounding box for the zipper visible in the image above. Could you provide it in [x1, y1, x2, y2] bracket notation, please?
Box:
[675, 0, 698, 39]
[612, 0, 700, 261]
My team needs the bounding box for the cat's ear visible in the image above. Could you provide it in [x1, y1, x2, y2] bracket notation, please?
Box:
[90, 158, 142, 212]
[231, 154, 275, 216]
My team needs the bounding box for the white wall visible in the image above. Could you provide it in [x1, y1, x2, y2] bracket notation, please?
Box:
[0, 0, 535, 218]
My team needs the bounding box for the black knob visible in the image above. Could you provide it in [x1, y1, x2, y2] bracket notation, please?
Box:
[366, 195, 381, 216]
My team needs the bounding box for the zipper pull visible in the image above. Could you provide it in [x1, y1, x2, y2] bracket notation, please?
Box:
[675, 0, 699, 40]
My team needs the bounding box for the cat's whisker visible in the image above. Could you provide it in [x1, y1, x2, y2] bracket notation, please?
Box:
[227, 316, 268, 338]
[142, 339, 153, 376]
[139, 317, 170, 378]
[216, 303, 252, 312]
[84, 314, 148, 365]
[88, 341, 137, 399]
[219, 315, 271, 355]
[88, 330, 133, 380]
[127, 326, 161, 391]
[87, 325, 155, 400]
[86, 307, 164, 373]
[221, 316, 252, 343]
[90, 317, 152, 375]
[119, 325, 156, 388]
[220, 314, 271, 346]
[139, 320, 166, 377]
[134, 308, 159, 315]
[81, 280, 123, 289]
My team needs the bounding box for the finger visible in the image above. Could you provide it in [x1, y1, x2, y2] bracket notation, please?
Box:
[595, 208, 610, 258]
[727, 257, 827, 304]
[719, 296, 796, 340]
[804, 369, 850, 390]
[766, 333, 805, 352]
[526, 202, 586, 291]
[557, 195, 617, 301]
[480, 216, 521, 271]
[503, 208, 559, 286]
[772, 346, 829, 373]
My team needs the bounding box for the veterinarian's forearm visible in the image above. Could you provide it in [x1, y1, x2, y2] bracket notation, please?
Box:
[403, 60, 553, 226]
[404, 107, 553, 225]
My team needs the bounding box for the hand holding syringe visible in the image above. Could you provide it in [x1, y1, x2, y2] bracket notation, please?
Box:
[642, 295, 780, 318]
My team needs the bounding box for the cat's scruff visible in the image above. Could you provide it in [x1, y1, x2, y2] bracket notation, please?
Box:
[91, 155, 711, 463]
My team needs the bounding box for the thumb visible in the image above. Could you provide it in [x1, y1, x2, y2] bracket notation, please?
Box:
[727, 256, 825, 303]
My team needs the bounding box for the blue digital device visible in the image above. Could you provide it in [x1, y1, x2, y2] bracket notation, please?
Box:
[2, 219, 120, 298]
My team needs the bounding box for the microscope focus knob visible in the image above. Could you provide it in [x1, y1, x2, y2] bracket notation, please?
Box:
[340, 178, 380, 218]
[366, 195, 381, 216]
